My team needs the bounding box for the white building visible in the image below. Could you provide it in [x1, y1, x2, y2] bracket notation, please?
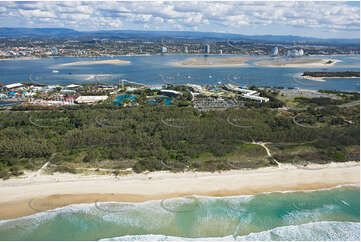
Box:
[271, 47, 279, 56]
[161, 46, 167, 53]
[186, 84, 203, 93]
[4, 83, 23, 89]
[204, 44, 210, 54]
[224, 84, 269, 103]
[51, 47, 58, 55]
[76, 96, 108, 104]
[159, 89, 182, 97]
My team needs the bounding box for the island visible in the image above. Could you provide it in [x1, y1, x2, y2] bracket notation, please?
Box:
[301, 71, 360, 82]
[255, 58, 341, 68]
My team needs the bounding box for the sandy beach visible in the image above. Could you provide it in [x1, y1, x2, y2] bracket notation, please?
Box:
[57, 59, 131, 67]
[0, 162, 359, 220]
[256, 58, 341, 68]
[171, 57, 264, 67]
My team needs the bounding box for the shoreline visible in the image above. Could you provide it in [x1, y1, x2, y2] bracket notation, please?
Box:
[0, 57, 41, 61]
[0, 161, 359, 220]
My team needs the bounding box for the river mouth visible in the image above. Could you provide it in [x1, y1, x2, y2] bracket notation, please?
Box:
[0, 55, 359, 92]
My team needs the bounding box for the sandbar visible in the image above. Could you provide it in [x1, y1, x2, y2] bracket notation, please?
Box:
[256, 58, 341, 68]
[171, 57, 265, 67]
[0, 161, 359, 220]
[57, 59, 131, 67]
[301, 75, 360, 82]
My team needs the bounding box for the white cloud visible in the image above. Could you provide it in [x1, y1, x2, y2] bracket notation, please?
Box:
[0, 1, 358, 38]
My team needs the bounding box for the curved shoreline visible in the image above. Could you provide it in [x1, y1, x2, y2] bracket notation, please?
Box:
[0, 161, 358, 220]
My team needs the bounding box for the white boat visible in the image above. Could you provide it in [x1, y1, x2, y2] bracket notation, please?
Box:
[52, 70, 59, 73]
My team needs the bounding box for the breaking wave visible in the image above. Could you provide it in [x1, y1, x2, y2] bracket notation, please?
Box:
[100, 221, 360, 241]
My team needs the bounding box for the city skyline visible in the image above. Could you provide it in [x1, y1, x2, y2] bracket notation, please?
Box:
[0, 1, 359, 39]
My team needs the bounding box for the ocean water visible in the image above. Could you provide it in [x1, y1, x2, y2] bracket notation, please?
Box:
[0, 55, 359, 92]
[0, 186, 359, 241]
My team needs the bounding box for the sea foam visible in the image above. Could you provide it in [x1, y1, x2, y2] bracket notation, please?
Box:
[100, 221, 360, 241]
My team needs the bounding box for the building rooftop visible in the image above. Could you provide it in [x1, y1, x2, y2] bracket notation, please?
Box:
[5, 83, 23, 89]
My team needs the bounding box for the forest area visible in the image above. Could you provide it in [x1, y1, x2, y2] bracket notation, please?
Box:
[0, 102, 359, 179]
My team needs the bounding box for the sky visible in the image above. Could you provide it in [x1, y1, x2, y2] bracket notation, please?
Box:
[0, 1, 359, 39]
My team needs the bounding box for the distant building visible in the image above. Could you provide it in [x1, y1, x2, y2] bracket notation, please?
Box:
[159, 89, 182, 97]
[60, 89, 76, 94]
[287, 49, 304, 57]
[224, 84, 269, 103]
[204, 44, 210, 54]
[76, 96, 108, 104]
[161, 46, 167, 53]
[0, 93, 8, 99]
[271, 47, 279, 56]
[184, 46, 188, 53]
[4, 83, 23, 90]
[291, 49, 299, 56]
[219, 49, 223, 55]
[51, 47, 58, 55]
[66, 84, 81, 89]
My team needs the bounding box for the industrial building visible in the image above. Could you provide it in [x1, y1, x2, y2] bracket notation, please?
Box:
[159, 89, 182, 97]
[4, 83, 23, 90]
[75, 96, 108, 104]
[224, 84, 269, 103]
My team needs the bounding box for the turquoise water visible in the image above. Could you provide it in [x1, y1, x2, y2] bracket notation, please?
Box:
[0, 186, 359, 240]
[113, 95, 137, 106]
[0, 55, 359, 92]
[147, 96, 172, 105]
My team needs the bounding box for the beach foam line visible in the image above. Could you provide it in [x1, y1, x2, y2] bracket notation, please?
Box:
[99, 221, 360, 241]
[0, 185, 358, 224]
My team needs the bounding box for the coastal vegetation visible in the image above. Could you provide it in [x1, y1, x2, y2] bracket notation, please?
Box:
[0, 97, 359, 178]
[302, 71, 360, 78]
